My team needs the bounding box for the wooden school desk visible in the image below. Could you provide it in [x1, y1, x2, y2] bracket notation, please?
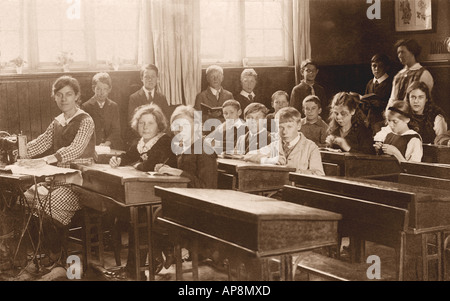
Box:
[217, 158, 296, 195]
[155, 187, 342, 281]
[367, 161, 450, 190]
[422, 144, 450, 164]
[319, 149, 401, 177]
[289, 173, 450, 281]
[72, 163, 190, 280]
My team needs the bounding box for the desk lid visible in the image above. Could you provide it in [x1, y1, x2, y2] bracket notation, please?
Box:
[155, 187, 342, 221]
[217, 158, 296, 172]
[74, 163, 190, 184]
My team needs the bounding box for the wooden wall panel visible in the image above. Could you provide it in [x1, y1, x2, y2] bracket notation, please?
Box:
[0, 83, 8, 132]
[28, 81, 42, 140]
[17, 81, 31, 137]
[6, 83, 20, 135]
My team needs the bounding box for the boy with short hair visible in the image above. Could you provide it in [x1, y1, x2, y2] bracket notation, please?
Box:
[206, 99, 247, 154]
[82, 72, 123, 149]
[300, 95, 329, 147]
[234, 68, 259, 116]
[290, 59, 328, 119]
[244, 107, 325, 176]
[266, 90, 290, 132]
[194, 65, 234, 122]
[235, 102, 272, 155]
[364, 53, 393, 135]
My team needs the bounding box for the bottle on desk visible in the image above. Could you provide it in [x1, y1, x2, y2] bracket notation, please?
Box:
[17, 134, 27, 159]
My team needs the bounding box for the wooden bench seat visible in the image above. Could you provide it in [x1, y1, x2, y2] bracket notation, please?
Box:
[293, 251, 397, 281]
[282, 185, 409, 281]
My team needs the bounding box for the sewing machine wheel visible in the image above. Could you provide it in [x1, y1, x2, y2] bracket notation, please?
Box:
[0, 131, 11, 139]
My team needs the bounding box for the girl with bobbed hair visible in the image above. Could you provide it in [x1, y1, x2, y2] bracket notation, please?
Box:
[110, 103, 176, 171]
[406, 81, 448, 144]
[374, 100, 422, 162]
[325, 92, 374, 154]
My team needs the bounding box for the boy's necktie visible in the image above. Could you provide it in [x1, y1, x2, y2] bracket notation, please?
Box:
[309, 85, 315, 96]
[248, 94, 253, 102]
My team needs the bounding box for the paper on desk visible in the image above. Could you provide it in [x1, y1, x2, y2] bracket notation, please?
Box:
[5, 164, 82, 185]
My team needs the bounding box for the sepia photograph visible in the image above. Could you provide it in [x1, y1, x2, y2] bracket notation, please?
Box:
[0, 0, 450, 292]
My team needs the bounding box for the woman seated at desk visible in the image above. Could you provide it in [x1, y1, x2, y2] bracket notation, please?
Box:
[325, 92, 375, 154]
[108, 103, 177, 279]
[23, 75, 96, 259]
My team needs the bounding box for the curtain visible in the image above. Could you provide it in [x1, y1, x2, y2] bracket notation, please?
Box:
[292, 0, 311, 85]
[138, 0, 202, 106]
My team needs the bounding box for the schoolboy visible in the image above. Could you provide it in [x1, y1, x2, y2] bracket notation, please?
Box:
[244, 107, 325, 176]
[81, 72, 123, 149]
[290, 59, 328, 119]
[235, 102, 271, 155]
[299, 95, 328, 147]
[206, 99, 247, 154]
[194, 65, 233, 122]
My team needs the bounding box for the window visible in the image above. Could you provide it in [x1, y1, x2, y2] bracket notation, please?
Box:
[200, 0, 293, 67]
[0, 0, 26, 68]
[0, 0, 140, 72]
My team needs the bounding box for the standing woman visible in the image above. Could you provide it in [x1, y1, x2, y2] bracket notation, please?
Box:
[386, 39, 434, 109]
[406, 81, 448, 144]
[23, 75, 95, 256]
[325, 92, 375, 154]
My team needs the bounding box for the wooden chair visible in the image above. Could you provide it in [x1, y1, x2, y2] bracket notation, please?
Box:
[71, 184, 122, 269]
[282, 185, 409, 281]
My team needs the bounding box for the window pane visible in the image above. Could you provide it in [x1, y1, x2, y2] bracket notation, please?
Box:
[246, 29, 264, 58]
[36, 0, 86, 63]
[264, 29, 283, 57]
[201, 0, 289, 65]
[0, 0, 23, 62]
[200, 0, 240, 63]
[245, 2, 263, 29]
[263, 1, 282, 29]
[94, 0, 139, 62]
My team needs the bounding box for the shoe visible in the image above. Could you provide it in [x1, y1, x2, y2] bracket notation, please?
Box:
[103, 267, 128, 280]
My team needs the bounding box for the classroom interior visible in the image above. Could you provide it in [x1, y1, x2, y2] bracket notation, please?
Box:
[0, 0, 450, 282]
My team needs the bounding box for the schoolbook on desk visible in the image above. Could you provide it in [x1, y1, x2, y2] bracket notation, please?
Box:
[200, 103, 223, 118]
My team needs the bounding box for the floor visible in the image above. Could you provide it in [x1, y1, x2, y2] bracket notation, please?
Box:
[0, 235, 407, 282]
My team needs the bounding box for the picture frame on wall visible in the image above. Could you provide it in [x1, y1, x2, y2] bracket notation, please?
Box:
[395, 0, 433, 32]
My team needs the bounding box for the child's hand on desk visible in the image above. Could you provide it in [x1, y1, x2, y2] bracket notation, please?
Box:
[109, 156, 121, 168]
[155, 165, 183, 176]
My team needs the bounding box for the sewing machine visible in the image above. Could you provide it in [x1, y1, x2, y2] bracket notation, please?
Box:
[0, 131, 27, 166]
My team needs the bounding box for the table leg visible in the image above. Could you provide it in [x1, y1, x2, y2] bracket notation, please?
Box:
[175, 243, 183, 280]
[146, 205, 154, 281]
[130, 207, 141, 280]
[191, 239, 199, 281]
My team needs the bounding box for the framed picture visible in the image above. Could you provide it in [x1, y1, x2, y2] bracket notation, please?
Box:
[395, 0, 433, 32]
